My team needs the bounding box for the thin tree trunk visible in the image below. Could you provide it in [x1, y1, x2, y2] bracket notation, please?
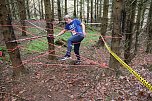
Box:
[80, 0, 83, 20]
[91, 0, 93, 23]
[77, 0, 79, 17]
[146, 0, 152, 53]
[57, 0, 62, 21]
[74, 0, 77, 17]
[10, 0, 18, 19]
[44, 0, 55, 60]
[121, 1, 126, 33]
[134, 0, 143, 53]
[0, 1, 27, 77]
[96, 0, 99, 21]
[99, 0, 103, 18]
[87, 0, 90, 22]
[82, 0, 85, 20]
[38, 0, 42, 19]
[95, 0, 97, 22]
[97, 0, 109, 47]
[109, 0, 113, 29]
[101, 0, 109, 35]
[33, 0, 37, 18]
[17, 0, 27, 36]
[124, 0, 137, 63]
[51, 0, 54, 19]
[6, 0, 11, 15]
[61, 0, 64, 16]
[140, 2, 147, 28]
[26, 0, 31, 19]
[109, 0, 123, 76]
[41, 0, 44, 19]
[65, 0, 68, 15]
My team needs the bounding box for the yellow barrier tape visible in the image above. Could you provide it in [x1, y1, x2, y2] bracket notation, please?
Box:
[101, 36, 152, 91]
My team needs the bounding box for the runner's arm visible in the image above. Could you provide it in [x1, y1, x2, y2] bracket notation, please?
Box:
[55, 29, 67, 37]
[81, 23, 86, 37]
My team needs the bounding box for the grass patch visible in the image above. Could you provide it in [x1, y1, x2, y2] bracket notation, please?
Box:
[26, 38, 47, 53]
[82, 30, 99, 46]
[27, 28, 44, 35]
[0, 46, 10, 62]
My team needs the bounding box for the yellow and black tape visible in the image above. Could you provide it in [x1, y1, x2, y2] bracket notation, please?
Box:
[101, 36, 152, 92]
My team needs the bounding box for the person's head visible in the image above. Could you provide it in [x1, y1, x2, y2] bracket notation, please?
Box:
[64, 15, 72, 24]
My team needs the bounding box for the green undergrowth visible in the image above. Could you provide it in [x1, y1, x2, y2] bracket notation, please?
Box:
[25, 38, 47, 54]
[0, 46, 9, 61]
[24, 27, 99, 53]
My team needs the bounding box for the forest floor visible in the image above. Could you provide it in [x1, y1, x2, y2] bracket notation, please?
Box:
[1, 43, 152, 101]
[0, 22, 152, 101]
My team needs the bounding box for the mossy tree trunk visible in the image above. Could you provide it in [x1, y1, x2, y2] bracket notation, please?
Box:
[0, 1, 27, 77]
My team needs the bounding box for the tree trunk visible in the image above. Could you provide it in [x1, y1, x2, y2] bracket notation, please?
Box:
[41, 0, 44, 19]
[124, 0, 137, 63]
[61, 0, 64, 16]
[74, 0, 77, 17]
[109, 0, 114, 29]
[17, 0, 27, 36]
[57, 0, 62, 21]
[77, 0, 79, 17]
[140, 2, 147, 28]
[10, 0, 18, 19]
[6, 0, 11, 15]
[91, 0, 93, 23]
[87, 0, 90, 22]
[134, 0, 143, 53]
[109, 0, 123, 76]
[82, 0, 85, 20]
[44, 0, 55, 60]
[99, 0, 103, 19]
[95, 0, 97, 22]
[51, 0, 54, 19]
[96, 0, 99, 21]
[33, 0, 37, 18]
[97, 0, 109, 47]
[26, 0, 31, 19]
[80, 0, 83, 20]
[146, 0, 152, 53]
[38, 0, 42, 19]
[0, 1, 27, 77]
[65, 0, 68, 15]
